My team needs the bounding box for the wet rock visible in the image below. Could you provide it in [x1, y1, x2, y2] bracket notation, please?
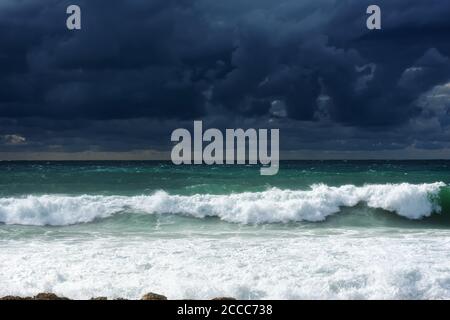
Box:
[34, 293, 69, 300]
[0, 296, 33, 300]
[141, 292, 167, 300]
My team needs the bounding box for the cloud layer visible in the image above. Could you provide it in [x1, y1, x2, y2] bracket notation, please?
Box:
[0, 0, 449, 157]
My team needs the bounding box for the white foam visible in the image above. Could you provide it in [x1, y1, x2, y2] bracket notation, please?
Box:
[1, 230, 450, 299]
[0, 182, 445, 226]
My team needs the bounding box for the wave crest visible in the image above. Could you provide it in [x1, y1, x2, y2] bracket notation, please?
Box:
[0, 182, 445, 226]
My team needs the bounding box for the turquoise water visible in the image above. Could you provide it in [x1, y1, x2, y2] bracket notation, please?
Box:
[1, 161, 450, 299]
[2, 160, 450, 196]
[1, 160, 450, 229]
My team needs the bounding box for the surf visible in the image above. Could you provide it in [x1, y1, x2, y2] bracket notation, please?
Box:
[0, 182, 447, 226]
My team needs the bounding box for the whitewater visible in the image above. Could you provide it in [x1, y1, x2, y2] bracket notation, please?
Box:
[2, 161, 450, 299]
[0, 182, 445, 226]
[1, 228, 450, 299]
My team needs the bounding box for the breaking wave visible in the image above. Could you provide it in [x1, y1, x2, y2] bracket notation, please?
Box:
[0, 182, 446, 226]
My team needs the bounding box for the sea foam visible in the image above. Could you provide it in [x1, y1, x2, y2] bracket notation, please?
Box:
[0, 182, 445, 226]
[2, 231, 450, 299]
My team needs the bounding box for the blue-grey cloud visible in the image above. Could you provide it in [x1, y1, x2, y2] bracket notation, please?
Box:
[0, 0, 449, 155]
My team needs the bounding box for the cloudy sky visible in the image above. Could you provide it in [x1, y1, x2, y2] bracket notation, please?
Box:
[0, 0, 449, 160]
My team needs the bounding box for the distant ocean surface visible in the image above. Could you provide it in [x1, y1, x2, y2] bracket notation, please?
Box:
[1, 160, 450, 299]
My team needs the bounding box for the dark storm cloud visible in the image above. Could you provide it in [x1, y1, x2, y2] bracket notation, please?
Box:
[0, 0, 218, 119]
[0, 0, 450, 155]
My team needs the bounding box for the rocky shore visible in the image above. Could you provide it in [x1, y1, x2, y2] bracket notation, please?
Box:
[0, 292, 236, 301]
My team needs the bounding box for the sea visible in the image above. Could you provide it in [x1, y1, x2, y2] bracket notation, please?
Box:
[1, 160, 450, 299]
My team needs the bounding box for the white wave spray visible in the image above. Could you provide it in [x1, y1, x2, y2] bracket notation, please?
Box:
[0, 182, 445, 226]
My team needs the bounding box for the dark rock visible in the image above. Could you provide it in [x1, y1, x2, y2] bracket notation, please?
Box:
[90, 297, 108, 300]
[212, 297, 237, 300]
[141, 292, 167, 300]
[34, 293, 69, 300]
[0, 296, 33, 300]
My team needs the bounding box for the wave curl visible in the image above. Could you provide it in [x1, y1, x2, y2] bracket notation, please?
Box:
[0, 182, 445, 226]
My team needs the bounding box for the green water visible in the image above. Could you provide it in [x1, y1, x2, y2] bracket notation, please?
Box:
[1, 160, 450, 196]
[1, 160, 450, 299]
[0, 160, 449, 232]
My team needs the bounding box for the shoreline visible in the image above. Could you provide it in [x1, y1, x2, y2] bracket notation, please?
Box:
[0, 292, 236, 301]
